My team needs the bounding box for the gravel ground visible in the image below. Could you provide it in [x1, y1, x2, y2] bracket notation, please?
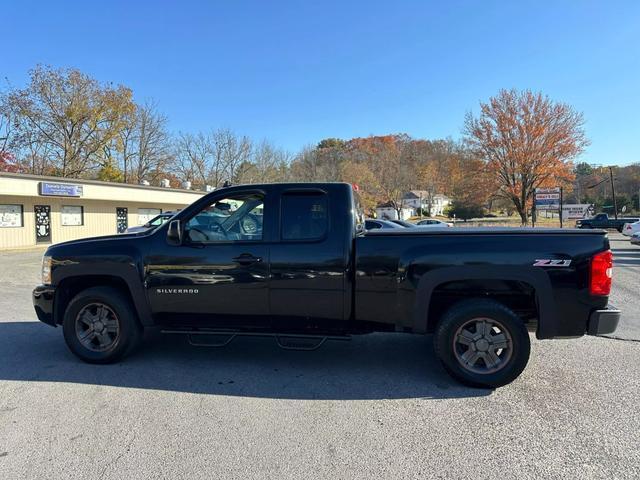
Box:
[0, 234, 639, 479]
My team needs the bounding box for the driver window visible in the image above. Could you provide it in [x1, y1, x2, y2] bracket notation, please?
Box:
[184, 193, 264, 243]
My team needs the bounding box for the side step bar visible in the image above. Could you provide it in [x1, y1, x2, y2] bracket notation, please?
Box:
[160, 329, 351, 351]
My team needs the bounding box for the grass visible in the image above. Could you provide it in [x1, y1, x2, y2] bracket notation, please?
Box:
[409, 215, 569, 228]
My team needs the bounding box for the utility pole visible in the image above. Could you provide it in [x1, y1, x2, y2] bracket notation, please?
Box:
[609, 166, 618, 220]
[532, 198, 536, 228]
[559, 187, 563, 228]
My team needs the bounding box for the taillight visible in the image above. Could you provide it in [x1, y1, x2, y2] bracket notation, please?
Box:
[590, 250, 613, 296]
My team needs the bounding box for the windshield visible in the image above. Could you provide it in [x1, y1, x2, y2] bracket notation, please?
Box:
[394, 220, 414, 227]
[145, 214, 172, 227]
[352, 189, 365, 235]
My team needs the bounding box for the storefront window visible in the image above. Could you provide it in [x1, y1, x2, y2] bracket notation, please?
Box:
[0, 204, 23, 227]
[138, 208, 162, 225]
[61, 205, 84, 226]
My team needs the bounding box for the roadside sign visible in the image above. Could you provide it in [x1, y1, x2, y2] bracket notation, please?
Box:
[562, 204, 593, 220]
[535, 187, 560, 210]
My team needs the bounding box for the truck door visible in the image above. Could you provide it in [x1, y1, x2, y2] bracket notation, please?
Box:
[268, 188, 346, 331]
[145, 189, 270, 328]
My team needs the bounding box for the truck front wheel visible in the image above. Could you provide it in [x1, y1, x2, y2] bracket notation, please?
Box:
[62, 286, 143, 364]
[433, 299, 530, 388]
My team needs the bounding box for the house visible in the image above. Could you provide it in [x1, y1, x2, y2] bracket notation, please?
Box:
[402, 191, 451, 217]
[375, 201, 413, 221]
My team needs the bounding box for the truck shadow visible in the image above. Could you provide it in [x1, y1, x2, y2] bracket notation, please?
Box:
[0, 322, 491, 400]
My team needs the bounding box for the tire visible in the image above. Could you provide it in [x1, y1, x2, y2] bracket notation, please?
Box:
[433, 299, 530, 388]
[62, 286, 143, 364]
[617, 226, 623, 233]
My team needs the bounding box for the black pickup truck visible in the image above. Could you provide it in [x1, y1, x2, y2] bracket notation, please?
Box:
[576, 213, 639, 232]
[33, 182, 619, 388]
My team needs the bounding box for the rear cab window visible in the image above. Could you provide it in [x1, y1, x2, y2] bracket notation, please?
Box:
[281, 191, 328, 241]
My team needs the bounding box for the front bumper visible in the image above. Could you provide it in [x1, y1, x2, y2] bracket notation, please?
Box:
[33, 285, 56, 327]
[631, 237, 640, 246]
[587, 306, 620, 336]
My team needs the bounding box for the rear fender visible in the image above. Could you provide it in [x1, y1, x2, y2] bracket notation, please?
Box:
[411, 265, 558, 339]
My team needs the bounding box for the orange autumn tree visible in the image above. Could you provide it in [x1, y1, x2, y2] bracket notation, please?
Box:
[464, 89, 588, 225]
[345, 135, 413, 218]
[339, 160, 380, 214]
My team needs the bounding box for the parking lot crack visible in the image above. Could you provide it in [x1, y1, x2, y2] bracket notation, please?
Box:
[98, 429, 138, 480]
[598, 335, 640, 344]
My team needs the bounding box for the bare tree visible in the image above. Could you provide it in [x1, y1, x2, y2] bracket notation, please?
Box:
[174, 132, 211, 188]
[249, 140, 290, 183]
[205, 129, 251, 184]
[115, 109, 137, 183]
[129, 102, 171, 184]
[0, 92, 15, 157]
[289, 146, 323, 182]
[174, 128, 259, 188]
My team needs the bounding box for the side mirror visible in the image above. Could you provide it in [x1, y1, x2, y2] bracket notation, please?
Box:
[167, 219, 182, 245]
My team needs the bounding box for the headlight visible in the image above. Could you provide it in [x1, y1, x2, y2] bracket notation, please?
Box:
[41, 255, 52, 285]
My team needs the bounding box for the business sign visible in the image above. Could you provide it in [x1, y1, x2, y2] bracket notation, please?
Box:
[562, 204, 594, 220]
[535, 187, 560, 210]
[38, 182, 83, 197]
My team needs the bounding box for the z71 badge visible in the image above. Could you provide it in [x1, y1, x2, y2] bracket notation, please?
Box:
[533, 259, 572, 267]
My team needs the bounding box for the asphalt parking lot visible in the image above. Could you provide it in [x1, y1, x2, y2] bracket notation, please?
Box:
[0, 233, 639, 479]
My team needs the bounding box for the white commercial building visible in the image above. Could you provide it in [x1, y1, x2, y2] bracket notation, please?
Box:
[0, 172, 204, 249]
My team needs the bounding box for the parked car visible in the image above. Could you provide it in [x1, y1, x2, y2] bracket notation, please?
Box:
[124, 211, 179, 234]
[622, 220, 640, 237]
[365, 219, 404, 230]
[390, 219, 417, 228]
[33, 182, 619, 388]
[576, 213, 640, 233]
[392, 219, 454, 229]
[416, 218, 453, 227]
[631, 232, 640, 246]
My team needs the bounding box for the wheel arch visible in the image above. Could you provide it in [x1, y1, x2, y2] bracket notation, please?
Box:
[54, 275, 152, 327]
[411, 265, 558, 339]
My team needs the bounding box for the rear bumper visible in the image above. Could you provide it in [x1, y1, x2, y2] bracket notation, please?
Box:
[33, 285, 56, 327]
[587, 306, 620, 336]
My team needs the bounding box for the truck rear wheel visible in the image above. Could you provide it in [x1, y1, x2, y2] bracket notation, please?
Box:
[62, 286, 142, 364]
[433, 299, 530, 388]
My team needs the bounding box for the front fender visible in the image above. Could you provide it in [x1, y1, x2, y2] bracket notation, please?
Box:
[51, 251, 153, 326]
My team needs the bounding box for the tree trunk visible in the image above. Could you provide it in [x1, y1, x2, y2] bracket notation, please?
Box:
[518, 208, 528, 226]
[512, 196, 528, 226]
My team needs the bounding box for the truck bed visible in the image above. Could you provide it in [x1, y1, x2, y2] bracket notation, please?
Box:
[364, 227, 607, 235]
[355, 228, 610, 338]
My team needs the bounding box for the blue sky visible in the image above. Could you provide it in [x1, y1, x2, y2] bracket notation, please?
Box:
[3, 1, 639, 164]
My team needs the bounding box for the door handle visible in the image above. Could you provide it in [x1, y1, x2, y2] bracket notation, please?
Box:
[232, 254, 262, 265]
